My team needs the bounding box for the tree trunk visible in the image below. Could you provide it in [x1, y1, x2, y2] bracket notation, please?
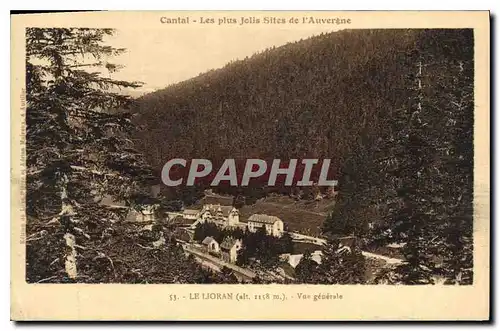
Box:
[60, 173, 77, 279]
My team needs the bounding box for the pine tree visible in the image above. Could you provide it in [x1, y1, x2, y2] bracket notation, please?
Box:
[25, 28, 155, 282]
[372, 30, 474, 285]
[276, 232, 294, 254]
[416, 30, 474, 284]
[294, 250, 319, 283]
[381, 46, 437, 284]
[220, 267, 239, 283]
[314, 240, 366, 284]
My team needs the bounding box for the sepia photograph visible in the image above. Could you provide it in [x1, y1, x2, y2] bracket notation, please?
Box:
[10, 11, 490, 320]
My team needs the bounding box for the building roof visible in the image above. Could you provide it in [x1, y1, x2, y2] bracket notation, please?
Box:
[100, 195, 157, 215]
[183, 209, 200, 216]
[99, 194, 127, 208]
[202, 204, 237, 217]
[124, 209, 141, 222]
[171, 215, 196, 226]
[202, 236, 217, 246]
[220, 236, 240, 250]
[248, 214, 282, 225]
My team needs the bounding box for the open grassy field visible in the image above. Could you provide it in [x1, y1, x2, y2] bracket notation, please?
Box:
[186, 192, 335, 237]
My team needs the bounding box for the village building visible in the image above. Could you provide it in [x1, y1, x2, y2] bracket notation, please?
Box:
[200, 204, 240, 227]
[182, 209, 200, 220]
[124, 205, 156, 223]
[171, 215, 197, 228]
[100, 195, 158, 223]
[247, 214, 284, 237]
[201, 236, 220, 253]
[173, 227, 193, 243]
[220, 237, 242, 263]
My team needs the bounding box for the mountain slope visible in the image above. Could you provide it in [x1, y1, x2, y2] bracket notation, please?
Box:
[133, 29, 420, 174]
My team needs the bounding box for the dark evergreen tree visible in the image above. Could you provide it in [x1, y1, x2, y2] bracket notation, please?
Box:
[24, 28, 225, 284]
[294, 250, 319, 283]
[416, 30, 474, 285]
[220, 267, 240, 284]
[322, 30, 474, 285]
[276, 232, 294, 254]
[26, 28, 156, 282]
[314, 240, 366, 284]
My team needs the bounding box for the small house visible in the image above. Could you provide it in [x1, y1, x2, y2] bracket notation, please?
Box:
[99, 194, 158, 223]
[220, 237, 242, 263]
[171, 215, 197, 228]
[125, 206, 156, 223]
[202, 236, 220, 253]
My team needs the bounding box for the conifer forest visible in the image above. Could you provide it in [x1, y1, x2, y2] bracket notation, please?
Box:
[25, 28, 474, 285]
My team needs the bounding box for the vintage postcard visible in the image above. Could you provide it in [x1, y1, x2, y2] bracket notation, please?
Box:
[10, 11, 490, 321]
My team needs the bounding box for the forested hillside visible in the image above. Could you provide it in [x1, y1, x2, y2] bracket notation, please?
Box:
[133, 29, 474, 284]
[324, 29, 474, 285]
[134, 29, 419, 175]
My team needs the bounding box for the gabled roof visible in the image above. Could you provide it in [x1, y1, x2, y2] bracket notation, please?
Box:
[172, 215, 196, 226]
[248, 214, 282, 225]
[220, 236, 240, 250]
[202, 236, 217, 245]
[183, 209, 200, 216]
[99, 194, 128, 209]
[100, 194, 157, 214]
[202, 204, 237, 217]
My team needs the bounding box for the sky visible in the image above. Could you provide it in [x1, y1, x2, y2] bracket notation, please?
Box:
[103, 24, 341, 96]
